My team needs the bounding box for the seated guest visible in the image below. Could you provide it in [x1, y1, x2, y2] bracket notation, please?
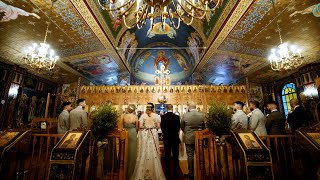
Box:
[248, 100, 267, 136]
[231, 101, 248, 130]
[266, 101, 286, 135]
[58, 102, 72, 134]
[287, 99, 309, 134]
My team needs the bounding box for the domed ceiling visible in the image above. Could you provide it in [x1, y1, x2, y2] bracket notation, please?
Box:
[118, 18, 204, 84]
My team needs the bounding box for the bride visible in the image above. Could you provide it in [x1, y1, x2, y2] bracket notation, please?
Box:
[131, 103, 166, 180]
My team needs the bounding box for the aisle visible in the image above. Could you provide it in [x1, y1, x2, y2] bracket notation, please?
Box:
[161, 158, 187, 180]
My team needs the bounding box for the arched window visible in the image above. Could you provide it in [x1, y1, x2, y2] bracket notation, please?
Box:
[282, 83, 298, 117]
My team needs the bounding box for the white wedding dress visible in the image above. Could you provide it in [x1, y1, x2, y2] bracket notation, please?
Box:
[130, 113, 166, 180]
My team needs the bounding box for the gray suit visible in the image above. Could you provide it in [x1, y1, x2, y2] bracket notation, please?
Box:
[69, 106, 88, 130]
[181, 110, 204, 176]
[58, 110, 69, 134]
[249, 108, 267, 136]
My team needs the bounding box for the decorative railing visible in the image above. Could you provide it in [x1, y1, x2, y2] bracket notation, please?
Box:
[29, 134, 63, 179]
[5, 129, 316, 180]
[194, 131, 312, 180]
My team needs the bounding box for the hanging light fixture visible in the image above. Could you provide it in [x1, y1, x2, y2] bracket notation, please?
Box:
[97, 0, 221, 30]
[23, 1, 59, 70]
[268, 1, 304, 71]
[268, 23, 304, 71]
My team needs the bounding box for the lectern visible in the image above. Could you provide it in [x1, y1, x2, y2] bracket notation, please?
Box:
[0, 130, 31, 179]
[231, 131, 274, 180]
[47, 130, 91, 180]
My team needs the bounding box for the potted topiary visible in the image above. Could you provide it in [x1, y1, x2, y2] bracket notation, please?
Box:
[206, 101, 233, 179]
[207, 101, 232, 136]
[91, 102, 119, 178]
[91, 102, 119, 141]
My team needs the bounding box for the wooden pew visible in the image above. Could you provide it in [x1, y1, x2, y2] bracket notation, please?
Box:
[28, 134, 63, 179]
[195, 129, 219, 180]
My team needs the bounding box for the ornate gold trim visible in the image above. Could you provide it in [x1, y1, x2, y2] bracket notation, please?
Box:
[70, 0, 129, 73]
[195, 0, 254, 72]
[204, 0, 238, 46]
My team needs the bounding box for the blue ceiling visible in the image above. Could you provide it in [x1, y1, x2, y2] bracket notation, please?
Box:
[133, 18, 193, 48]
[131, 48, 192, 84]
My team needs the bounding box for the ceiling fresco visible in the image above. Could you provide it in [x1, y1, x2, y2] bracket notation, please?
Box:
[63, 53, 119, 85]
[200, 0, 320, 84]
[202, 0, 228, 37]
[132, 48, 192, 84]
[219, 0, 320, 61]
[202, 54, 265, 85]
[0, 0, 319, 86]
[117, 19, 205, 72]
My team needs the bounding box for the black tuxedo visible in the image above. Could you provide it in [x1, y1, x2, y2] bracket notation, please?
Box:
[266, 110, 286, 135]
[161, 111, 181, 174]
[287, 106, 309, 133]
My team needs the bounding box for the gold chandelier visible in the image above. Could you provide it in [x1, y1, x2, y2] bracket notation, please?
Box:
[268, 24, 304, 71]
[97, 0, 221, 29]
[23, 1, 59, 70]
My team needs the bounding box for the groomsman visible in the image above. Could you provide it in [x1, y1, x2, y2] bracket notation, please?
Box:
[266, 101, 286, 135]
[161, 104, 181, 177]
[181, 102, 205, 179]
[69, 99, 88, 130]
[57, 102, 72, 134]
[231, 101, 248, 130]
[248, 100, 267, 136]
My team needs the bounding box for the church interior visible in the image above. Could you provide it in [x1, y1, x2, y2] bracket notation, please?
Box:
[0, 0, 319, 179]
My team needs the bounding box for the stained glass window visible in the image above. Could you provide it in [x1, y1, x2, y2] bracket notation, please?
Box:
[282, 83, 297, 118]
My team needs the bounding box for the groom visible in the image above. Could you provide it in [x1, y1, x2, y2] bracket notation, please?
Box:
[161, 104, 181, 177]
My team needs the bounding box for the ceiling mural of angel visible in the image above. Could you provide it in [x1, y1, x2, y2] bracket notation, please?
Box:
[0, 1, 40, 22]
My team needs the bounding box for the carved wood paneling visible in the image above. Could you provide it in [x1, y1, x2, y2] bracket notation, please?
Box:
[79, 85, 247, 112]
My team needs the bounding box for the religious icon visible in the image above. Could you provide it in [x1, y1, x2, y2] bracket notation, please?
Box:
[0, 132, 20, 147]
[306, 133, 320, 146]
[171, 50, 188, 71]
[238, 133, 262, 149]
[58, 132, 83, 149]
[154, 76, 160, 85]
[28, 96, 37, 122]
[154, 50, 170, 70]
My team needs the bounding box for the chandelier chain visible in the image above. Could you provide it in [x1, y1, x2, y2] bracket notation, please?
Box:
[97, 0, 221, 30]
[276, 22, 282, 44]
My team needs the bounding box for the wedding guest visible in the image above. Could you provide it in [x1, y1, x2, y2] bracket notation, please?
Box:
[248, 101, 267, 136]
[174, 107, 180, 116]
[122, 104, 138, 179]
[266, 101, 286, 135]
[231, 101, 248, 130]
[69, 99, 88, 130]
[57, 102, 72, 134]
[287, 99, 309, 134]
[161, 104, 181, 177]
[181, 102, 205, 179]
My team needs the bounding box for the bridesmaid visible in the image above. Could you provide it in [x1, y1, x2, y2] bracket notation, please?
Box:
[122, 104, 138, 179]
